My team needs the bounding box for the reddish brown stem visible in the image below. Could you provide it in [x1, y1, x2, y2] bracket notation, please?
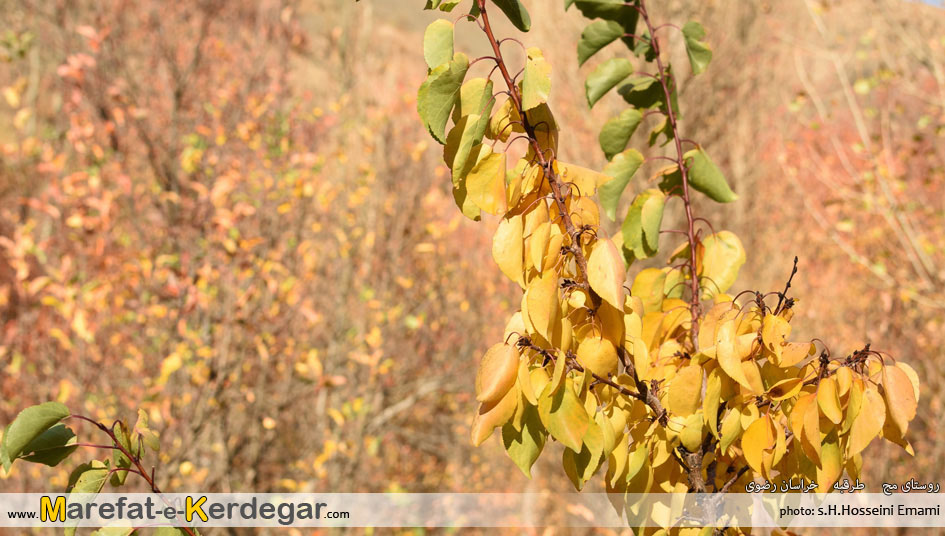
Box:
[476, 0, 595, 301]
[70, 415, 197, 536]
[637, 0, 703, 349]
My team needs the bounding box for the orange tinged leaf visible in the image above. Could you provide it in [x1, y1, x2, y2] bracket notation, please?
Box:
[881, 364, 917, 436]
[471, 382, 520, 446]
[476, 343, 520, 403]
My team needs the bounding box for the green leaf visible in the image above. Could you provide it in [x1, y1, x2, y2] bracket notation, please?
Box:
[621, 188, 665, 261]
[617, 76, 663, 110]
[452, 146, 487, 221]
[502, 405, 546, 478]
[417, 53, 469, 144]
[493, 0, 532, 32]
[598, 108, 642, 160]
[425, 0, 462, 11]
[585, 58, 633, 108]
[682, 21, 712, 75]
[647, 117, 673, 147]
[134, 408, 160, 453]
[111, 422, 133, 486]
[684, 148, 738, 203]
[599, 148, 644, 221]
[423, 19, 454, 70]
[569, 0, 637, 24]
[522, 48, 551, 111]
[19, 423, 77, 467]
[69, 460, 110, 494]
[577, 20, 623, 66]
[65, 460, 111, 536]
[1, 401, 70, 471]
[562, 419, 603, 490]
[445, 114, 485, 180]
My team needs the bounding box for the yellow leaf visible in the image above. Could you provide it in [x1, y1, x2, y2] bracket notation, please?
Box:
[761, 314, 791, 358]
[471, 382, 520, 446]
[698, 231, 745, 298]
[767, 377, 804, 401]
[801, 393, 822, 466]
[703, 369, 722, 438]
[716, 319, 751, 390]
[487, 98, 523, 142]
[778, 341, 814, 367]
[467, 150, 508, 215]
[587, 234, 626, 309]
[680, 413, 705, 452]
[816, 431, 842, 491]
[882, 364, 917, 436]
[817, 375, 843, 425]
[493, 215, 525, 287]
[742, 414, 775, 474]
[476, 343, 520, 403]
[740, 360, 765, 395]
[720, 409, 742, 453]
[525, 271, 559, 341]
[896, 362, 920, 402]
[848, 387, 885, 457]
[528, 221, 551, 272]
[558, 161, 610, 197]
[576, 337, 618, 377]
[834, 366, 853, 397]
[667, 365, 703, 417]
[540, 381, 590, 452]
[631, 268, 666, 315]
[518, 359, 538, 405]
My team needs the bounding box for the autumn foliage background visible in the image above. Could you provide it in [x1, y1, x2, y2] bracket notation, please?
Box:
[1, 0, 944, 523]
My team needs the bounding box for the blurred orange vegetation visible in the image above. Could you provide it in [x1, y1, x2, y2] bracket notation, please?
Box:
[0, 0, 944, 522]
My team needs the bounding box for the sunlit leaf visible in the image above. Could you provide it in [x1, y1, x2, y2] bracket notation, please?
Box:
[681, 21, 712, 75]
[587, 233, 626, 309]
[522, 48, 551, 111]
[585, 58, 633, 108]
[502, 404, 546, 477]
[476, 343, 520, 404]
[423, 19, 454, 69]
[848, 387, 885, 457]
[599, 148, 644, 221]
[667, 365, 702, 417]
[417, 53, 469, 143]
[1, 401, 70, 471]
[684, 148, 738, 203]
[577, 20, 623, 66]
